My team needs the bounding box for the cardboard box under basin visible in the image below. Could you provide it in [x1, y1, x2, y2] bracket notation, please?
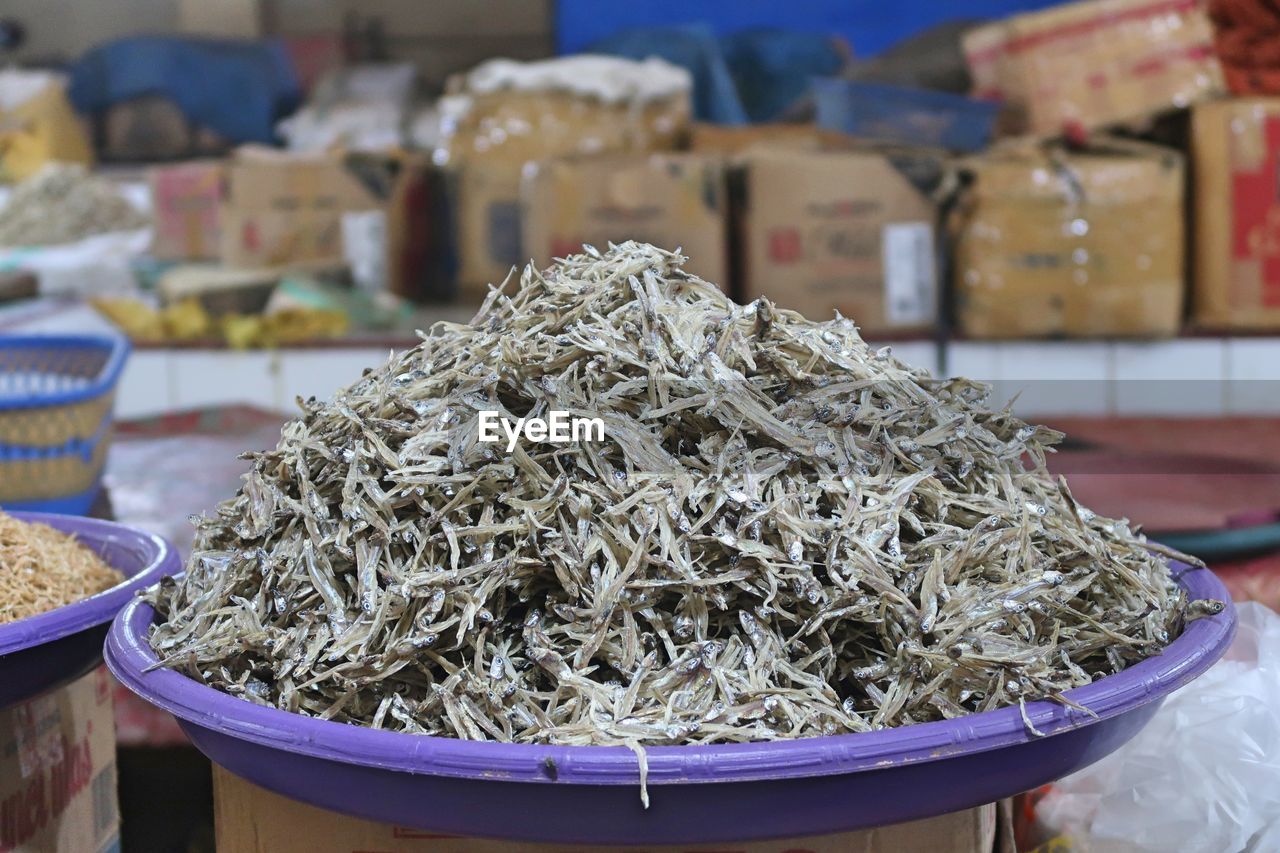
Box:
[952, 140, 1184, 339]
[737, 147, 940, 335]
[0, 668, 119, 852]
[214, 764, 1010, 853]
[1191, 98, 1280, 331]
[522, 153, 730, 287]
[964, 0, 1223, 137]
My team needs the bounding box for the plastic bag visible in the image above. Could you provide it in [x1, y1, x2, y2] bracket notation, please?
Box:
[0, 229, 150, 298]
[276, 63, 416, 153]
[0, 70, 93, 182]
[1036, 601, 1280, 852]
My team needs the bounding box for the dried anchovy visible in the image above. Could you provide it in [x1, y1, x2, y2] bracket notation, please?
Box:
[148, 242, 1203, 756]
[0, 510, 123, 622]
[0, 164, 148, 247]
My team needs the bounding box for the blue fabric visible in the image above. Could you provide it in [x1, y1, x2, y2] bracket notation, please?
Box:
[68, 36, 300, 145]
[589, 25, 748, 125]
[721, 29, 844, 122]
[590, 26, 845, 123]
[558, 0, 1063, 57]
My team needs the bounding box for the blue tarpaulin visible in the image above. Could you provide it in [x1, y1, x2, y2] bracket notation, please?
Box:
[590, 26, 845, 123]
[68, 36, 300, 145]
[721, 29, 844, 122]
[558, 0, 1064, 57]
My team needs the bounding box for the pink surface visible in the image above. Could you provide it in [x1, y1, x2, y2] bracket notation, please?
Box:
[1046, 417, 1280, 533]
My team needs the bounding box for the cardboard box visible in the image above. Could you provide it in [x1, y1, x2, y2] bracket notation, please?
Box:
[0, 668, 119, 852]
[1191, 98, 1280, 330]
[952, 140, 1184, 338]
[690, 123, 848, 156]
[165, 148, 438, 296]
[221, 147, 386, 269]
[522, 153, 729, 287]
[214, 764, 1008, 853]
[964, 0, 1223, 137]
[451, 163, 525, 295]
[738, 147, 940, 335]
[150, 160, 227, 260]
[440, 89, 690, 296]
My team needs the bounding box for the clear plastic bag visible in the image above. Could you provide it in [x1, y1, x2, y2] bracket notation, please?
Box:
[1036, 602, 1280, 852]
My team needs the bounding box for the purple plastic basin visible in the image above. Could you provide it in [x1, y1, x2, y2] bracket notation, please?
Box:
[106, 563, 1234, 845]
[0, 512, 178, 709]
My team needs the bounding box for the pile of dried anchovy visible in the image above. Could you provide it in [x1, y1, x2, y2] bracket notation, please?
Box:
[149, 242, 1206, 754]
[0, 164, 148, 247]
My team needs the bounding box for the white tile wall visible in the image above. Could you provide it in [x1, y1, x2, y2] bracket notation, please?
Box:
[1225, 339, 1280, 415]
[277, 348, 397, 406]
[935, 338, 1280, 417]
[170, 350, 282, 412]
[112, 347, 406, 417]
[942, 342, 1110, 417]
[1113, 340, 1228, 416]
[106, 339, 1280, 421]
[114, 350, 171, 419]
[945, 342, 1001, 383]
[998, 342, 1111, 417]
[875, 341, 939, 376]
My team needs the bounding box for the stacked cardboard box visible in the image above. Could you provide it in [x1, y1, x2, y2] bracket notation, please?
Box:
[150, 148, 437, 299]
[516, 126, 852, 305]
[965, 0, 1223, 137]
[737, 147, 941, 336]
[521, 153, 729, 287]
[151, 149, 386, 270]
[436, 58, 692, 297]
[1191, 98, 1280, 330]
[218, 147, 387, 269]
[952, 140, 1185, 338]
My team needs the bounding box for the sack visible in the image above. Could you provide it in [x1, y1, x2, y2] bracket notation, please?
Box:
[0, 71, 93, 182]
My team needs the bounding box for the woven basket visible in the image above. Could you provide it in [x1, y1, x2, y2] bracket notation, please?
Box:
[0, 334, 130, 514]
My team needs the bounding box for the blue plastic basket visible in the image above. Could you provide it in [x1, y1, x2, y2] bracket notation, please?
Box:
[0, 334, 130, 515]
[812, 78, 1000, 153]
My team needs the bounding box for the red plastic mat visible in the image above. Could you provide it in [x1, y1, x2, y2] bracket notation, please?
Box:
[1045, 417, 1280, 534]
